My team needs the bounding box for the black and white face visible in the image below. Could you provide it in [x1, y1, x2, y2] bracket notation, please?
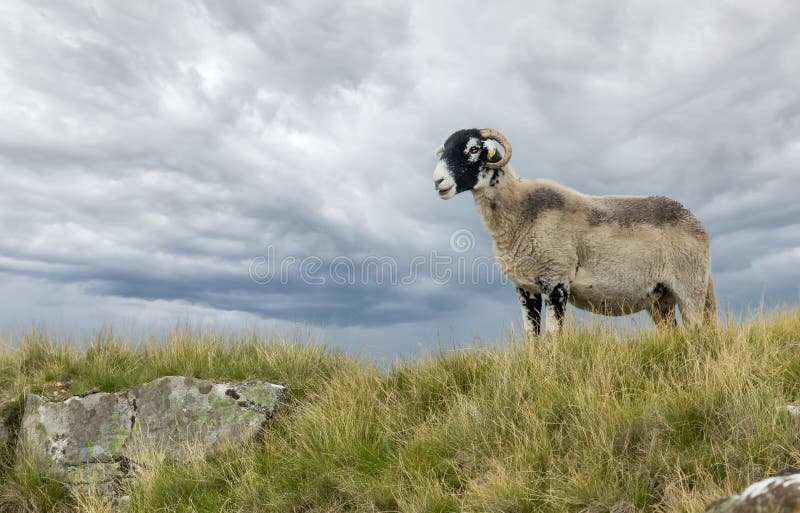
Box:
[432, 129, 499, 199]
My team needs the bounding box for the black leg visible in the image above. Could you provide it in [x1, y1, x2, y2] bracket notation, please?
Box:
[517, 287, 542, 335]
[648, 300, 677, 328]
[648, 282, 677, 328]
[548, 284, 569, 329]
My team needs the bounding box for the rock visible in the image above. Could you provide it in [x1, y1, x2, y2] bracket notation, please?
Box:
[705, 470, 800, 512]
[21, 392, 134, 468]
[0, 409, 8, 447]
[131, 376, 284, 459]
[17, 376, 285, 501]
[787, 405, 800, 430]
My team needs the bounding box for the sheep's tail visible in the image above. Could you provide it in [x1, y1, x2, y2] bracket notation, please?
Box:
[704, 276, 717, 324]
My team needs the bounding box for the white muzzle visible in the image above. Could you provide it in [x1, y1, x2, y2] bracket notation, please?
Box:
[433, 160, 456, 199]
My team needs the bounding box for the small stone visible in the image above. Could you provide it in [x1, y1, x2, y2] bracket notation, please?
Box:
[705, 471, 800, 512]
[0, 410, 8, 447]
[112, 495, 131, 509]
[610, 500, 638, 513]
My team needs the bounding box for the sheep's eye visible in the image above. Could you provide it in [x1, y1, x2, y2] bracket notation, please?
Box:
[469, 147, 480, 154]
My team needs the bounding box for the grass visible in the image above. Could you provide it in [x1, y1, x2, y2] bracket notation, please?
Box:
[1, 312, 800, 512]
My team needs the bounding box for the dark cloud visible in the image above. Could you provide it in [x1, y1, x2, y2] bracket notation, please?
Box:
[1, 1, 799, 353]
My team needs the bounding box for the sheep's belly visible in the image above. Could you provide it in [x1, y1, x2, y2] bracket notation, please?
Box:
[569, 292, 650, 316]
[569, 267, 654, 316]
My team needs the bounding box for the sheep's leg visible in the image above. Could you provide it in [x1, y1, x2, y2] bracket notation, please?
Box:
[516, 288, 542, 336]
[548, 283, 569, 331]
[704, 277, 717, 324]
[647, 301, 677, 328]
[673, 281, 707, 327]
[538, 280, 569, 334]
[677, 298, 704, 326]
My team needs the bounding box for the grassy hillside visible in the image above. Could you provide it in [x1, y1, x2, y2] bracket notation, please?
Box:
[2, 312, 800, 512]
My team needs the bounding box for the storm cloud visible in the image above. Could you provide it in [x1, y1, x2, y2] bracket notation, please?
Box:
[1, 1, 799, 355]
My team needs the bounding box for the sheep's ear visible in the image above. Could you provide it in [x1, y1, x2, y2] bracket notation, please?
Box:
[483, 139, 497, 160]
[434, 145, 444, 157]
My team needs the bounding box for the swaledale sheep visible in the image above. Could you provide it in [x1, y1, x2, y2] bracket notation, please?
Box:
[432, 128, 716, 335]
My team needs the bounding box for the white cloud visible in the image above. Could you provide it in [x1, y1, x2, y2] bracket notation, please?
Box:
[0, 0, 799, 355]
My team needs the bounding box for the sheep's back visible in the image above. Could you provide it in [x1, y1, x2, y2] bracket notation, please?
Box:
[584, 195, 708, 240]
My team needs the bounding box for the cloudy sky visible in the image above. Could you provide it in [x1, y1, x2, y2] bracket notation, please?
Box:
[1, 1, 799, 358]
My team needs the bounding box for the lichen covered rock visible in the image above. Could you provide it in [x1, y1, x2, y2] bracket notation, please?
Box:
[21, 392, 134, 468]
[705, 471, 800, 512]
[131, 376, 284, 459]
[17, 376, 286, 501]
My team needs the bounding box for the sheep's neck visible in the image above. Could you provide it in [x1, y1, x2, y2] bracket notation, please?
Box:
[472, 168, 522, 246]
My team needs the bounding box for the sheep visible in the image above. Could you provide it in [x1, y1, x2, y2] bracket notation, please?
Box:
[432, 128, 716, 335]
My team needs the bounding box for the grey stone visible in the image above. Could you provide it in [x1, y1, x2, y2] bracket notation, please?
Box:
[20, 392, 134, 466]
[17, 376, 285, 502]
[0, 407, 8, 447]
[131, 376, 284, 459]
[705, 471, 800, 512]
[787, 405, 800, 427]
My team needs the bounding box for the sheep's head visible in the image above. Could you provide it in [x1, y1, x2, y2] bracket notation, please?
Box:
[432, 128, 512, 199]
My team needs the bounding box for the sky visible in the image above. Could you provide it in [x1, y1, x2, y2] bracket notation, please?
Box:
[1, 1, 799, 359]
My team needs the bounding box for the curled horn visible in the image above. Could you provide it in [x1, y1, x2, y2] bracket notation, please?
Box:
[479, 129, 512, 169]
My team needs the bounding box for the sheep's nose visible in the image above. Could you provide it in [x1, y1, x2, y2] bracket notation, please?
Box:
[434, 178, 444, 189]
